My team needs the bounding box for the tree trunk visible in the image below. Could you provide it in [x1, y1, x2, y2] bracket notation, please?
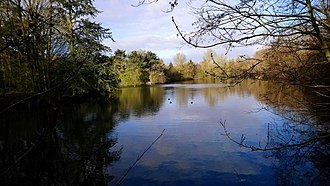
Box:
[306, 0, 330, 63]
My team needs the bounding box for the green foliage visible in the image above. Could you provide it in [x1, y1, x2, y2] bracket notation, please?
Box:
[194, 50, 229, 80]
[0, 0, 117, 97]
[3, 0, 328, 96]
[112, 49, 166, 86]
[149, 71, 166, 84]
[168, 53, 197, 81]
[119, 68, 143, 87]
[149, 61, 166, 84]
[165, 62, 182, 82]
[67, 56, 119, 95]
[96, 63, 118, 93]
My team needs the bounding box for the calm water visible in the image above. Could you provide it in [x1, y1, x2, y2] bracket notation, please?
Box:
[1, 80, 329, 185]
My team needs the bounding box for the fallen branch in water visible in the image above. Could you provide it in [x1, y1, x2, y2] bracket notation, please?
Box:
[116, 129, 166, 185]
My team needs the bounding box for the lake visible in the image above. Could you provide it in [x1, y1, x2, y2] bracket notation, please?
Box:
[1, 80, 329, 185]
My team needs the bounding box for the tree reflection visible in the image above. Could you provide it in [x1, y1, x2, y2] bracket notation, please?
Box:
[202, 87, 225, 106]
[264, 85, 330, 185]
[270, 136, 330, 185]
[0, 100, 121, 185]
[175, 87, 189, 107]
[117, 86, 164, 117]
[220, 80, 330, 184]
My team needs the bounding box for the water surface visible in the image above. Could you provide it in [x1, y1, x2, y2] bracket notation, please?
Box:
[1, 80, 329, 185]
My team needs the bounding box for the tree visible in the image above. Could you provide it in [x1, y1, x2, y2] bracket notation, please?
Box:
[0, 0, 56, 92]
[168, 0, 330, 63]
[185, 60, 197, 79]
[112, 50, 165, 86]
[198, 50, 215, 79]
[112, 50, 142, 87]
[54, 0, 114, 95]
[254, 46, 325, 83]
[128, 50, 149, 83]
[0, 0, 115, 97]
[149, 59, 166, 84]
[173, 52, 187, 67]
[172, 53, 188, 79]
[138, 0, 330, 78]
[165, 62, 183, 82]
[197, 49, 229, 79]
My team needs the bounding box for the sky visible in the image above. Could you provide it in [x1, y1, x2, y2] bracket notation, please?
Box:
[93, 0, 258, 63]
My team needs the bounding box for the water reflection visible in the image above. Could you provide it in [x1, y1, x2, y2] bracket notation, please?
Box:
[0, 101, 121, 185]
[1, 80, 329, 185]
[110, 80, 330, 185]
[243, 81, 330, 186]
[117, 87, 164, 118]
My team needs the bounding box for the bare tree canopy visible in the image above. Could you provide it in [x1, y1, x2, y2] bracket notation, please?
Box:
[138, 0, 330, 63]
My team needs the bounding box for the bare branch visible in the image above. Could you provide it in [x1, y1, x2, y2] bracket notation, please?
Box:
[220, 120, 329, 151]
[132, 0, 178, 12]
[116, 129, 166, 185]
[210, 53, 229, 78]
[131, 0, 159, 7]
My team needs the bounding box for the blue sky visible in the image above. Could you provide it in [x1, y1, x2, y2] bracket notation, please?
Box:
[93, 0, 258, 63]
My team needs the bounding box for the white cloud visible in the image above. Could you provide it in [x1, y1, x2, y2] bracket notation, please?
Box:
[94, 0, 257, 63]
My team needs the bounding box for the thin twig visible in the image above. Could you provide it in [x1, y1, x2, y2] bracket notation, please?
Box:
[210, 53, 229, 78]
[116, 129, 166, 185]
[131, 0, 158, 7]
[219, 120, 327, 151]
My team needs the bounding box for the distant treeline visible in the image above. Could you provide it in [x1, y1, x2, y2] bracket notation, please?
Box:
[110, 45, 330, 88]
